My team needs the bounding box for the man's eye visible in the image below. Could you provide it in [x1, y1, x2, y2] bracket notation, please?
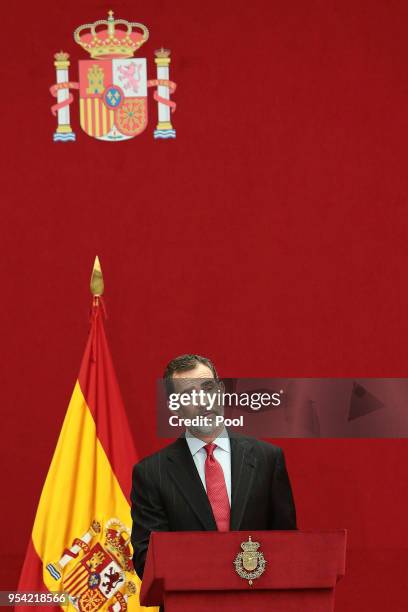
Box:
[202, 382, 216, 392]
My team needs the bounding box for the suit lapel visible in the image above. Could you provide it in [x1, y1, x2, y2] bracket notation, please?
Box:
[167, 438, 217, 530]
[230, 436, 257, 530]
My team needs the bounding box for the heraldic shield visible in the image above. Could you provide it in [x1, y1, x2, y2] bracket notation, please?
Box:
[45, 518, 138, 611]
[79, 58, 148, 141]
[233, 536, 267, 585]
[50, 11, 177, 142]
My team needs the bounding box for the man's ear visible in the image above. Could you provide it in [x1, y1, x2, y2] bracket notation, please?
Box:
[218, 379, 225, 393]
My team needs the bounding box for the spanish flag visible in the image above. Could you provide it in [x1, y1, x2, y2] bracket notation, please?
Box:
[17, 260, 152, 611]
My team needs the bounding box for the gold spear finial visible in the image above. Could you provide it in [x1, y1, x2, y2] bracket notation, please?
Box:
[90, 255, 104, 296]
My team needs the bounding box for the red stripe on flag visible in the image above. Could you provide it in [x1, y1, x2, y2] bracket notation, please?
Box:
[70, 580, 88, 597]
[77, 302, 138, 504]
[16, 538, 61, 612]
[63, 567, 86, 590]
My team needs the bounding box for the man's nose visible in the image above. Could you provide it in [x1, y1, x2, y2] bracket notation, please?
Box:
[197, 396, 210, 411]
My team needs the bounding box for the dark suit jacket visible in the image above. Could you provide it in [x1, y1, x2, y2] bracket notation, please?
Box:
[130, 435, 297, 579]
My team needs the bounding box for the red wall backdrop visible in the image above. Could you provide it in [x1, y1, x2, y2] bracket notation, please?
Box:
[1, 0, 408, 608]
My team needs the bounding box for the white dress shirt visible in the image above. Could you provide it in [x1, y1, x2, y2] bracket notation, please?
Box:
[185, 428, 232, 505]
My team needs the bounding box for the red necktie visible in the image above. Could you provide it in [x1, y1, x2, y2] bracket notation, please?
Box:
[204, 443, 230, 531]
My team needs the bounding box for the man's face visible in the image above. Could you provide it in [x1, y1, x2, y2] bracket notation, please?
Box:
[171, 363, 224, 436]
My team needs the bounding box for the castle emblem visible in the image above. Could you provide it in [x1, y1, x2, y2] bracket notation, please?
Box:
[45, 518, 137, 611]
[50, 11, 177, 142]
[233, 536, 267, 585]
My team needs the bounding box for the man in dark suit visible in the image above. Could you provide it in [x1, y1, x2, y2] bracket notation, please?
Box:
[130, 354, 297, 579]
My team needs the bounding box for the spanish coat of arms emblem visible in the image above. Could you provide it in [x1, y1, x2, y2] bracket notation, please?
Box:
[50, 11, 177, 142]
[233, 536, 267, 586]
[45, 518, 137, 611]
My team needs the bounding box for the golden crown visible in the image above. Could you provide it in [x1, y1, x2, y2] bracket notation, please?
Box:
[241, 536, 260, 552]
[74, 10, 149, 59]
[104, 519, 132, 571]
[54, 51, 70, 61]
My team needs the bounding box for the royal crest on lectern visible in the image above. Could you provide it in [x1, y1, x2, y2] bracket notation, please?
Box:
[45, 518, 137, 611]
[233, 536, 267, 585]
[50, 11, 177, 142]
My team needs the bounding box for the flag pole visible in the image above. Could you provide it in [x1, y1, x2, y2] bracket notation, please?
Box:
[17, 253, 143, 611]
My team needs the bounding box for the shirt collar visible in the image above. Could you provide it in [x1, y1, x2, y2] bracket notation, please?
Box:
[185, 427, 230, 456]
